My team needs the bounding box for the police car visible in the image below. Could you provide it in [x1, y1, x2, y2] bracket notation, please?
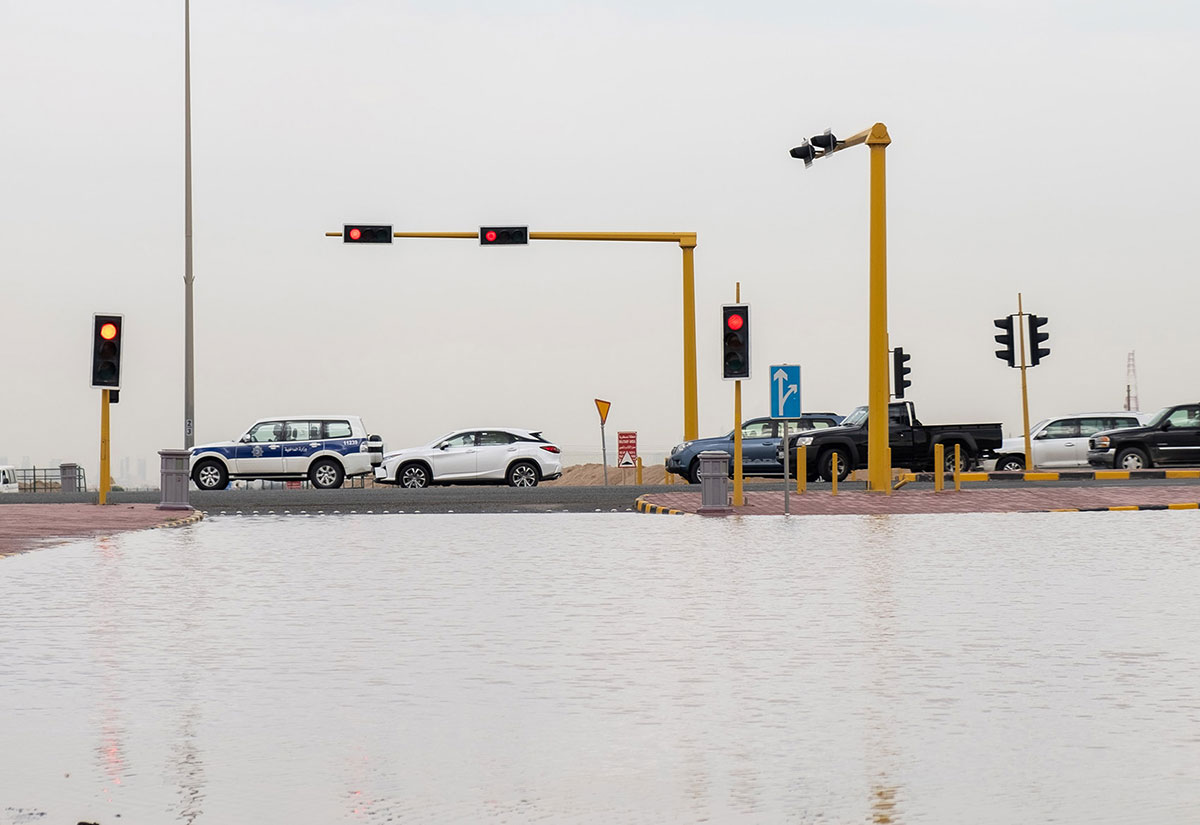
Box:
[190, 415, 383, 490]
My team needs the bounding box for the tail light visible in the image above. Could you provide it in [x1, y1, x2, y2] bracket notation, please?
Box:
[540, 445, 561, 454]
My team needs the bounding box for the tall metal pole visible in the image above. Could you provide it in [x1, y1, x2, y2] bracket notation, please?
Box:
[865, 124, 892, 493]
[183, 0, 195, 448]
[680, 238, 698, 442]
[1018, 293, 1032, 469]
[100, 390, 111, 505]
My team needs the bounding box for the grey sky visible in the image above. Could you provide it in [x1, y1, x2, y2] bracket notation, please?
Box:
[3, 1, 1198, 483]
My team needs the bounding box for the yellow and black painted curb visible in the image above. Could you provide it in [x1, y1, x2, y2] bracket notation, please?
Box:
[635, 497, 685, 515]
[152, 509, 206, 529]
[1045, 502, 1200, 513]
[898, 469, 1200, 484]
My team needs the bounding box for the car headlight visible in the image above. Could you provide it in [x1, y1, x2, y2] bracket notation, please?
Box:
[795, 436, 814, 447]
[671, 441, 693, 455]
[1092, 436, 1110, 450]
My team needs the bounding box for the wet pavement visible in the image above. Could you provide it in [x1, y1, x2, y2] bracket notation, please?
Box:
[0, 504, 200, 556]
[638, 483, 1200, 516]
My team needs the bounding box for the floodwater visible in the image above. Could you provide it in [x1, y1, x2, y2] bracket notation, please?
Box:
[2, 512, 1198, 824]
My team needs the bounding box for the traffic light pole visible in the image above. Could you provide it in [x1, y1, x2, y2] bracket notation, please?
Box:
[327, 229, 700, 442]
[866, 125, 892, 494]
[732, 284, 744, 507]
[99, 389, 111, 505]
[183, 0, 195, 450]
[1018, 292, 1032, 469]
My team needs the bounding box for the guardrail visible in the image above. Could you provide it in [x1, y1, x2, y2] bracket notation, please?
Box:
[15, 465, 88, 493]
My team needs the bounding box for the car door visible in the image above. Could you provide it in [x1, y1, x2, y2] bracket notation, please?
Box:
[234, 420, 286, 476]
[1151, 405, 1200, 465]
[281, 420, 323, 475]
[474, 430, 517, 480]
[430, 431, 478, 479]
[736, 419, 777, 475]
[1032, 419, 1080, 468]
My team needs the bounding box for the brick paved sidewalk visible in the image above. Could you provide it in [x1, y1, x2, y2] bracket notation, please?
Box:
[639, 485, 1200, 516]
[0, 504, 198, 557]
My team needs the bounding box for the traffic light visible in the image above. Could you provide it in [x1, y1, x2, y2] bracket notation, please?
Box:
[993, 315, 1016, 367]
[479, 226, 528, 245]
[343, 224, 392, 243]
[893, 347, 912, 398]
[91, 314, 123, 389]
[1028, 314, 1051, 366]
[722, 304, 750, 380]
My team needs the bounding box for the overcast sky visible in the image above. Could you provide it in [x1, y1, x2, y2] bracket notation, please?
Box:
[3, 0, 1198, 483]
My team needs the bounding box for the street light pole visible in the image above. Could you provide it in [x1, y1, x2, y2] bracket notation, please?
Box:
[183, 0, 195, 449]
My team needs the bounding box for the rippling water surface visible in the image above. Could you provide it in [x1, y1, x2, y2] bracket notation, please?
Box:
[2, 512, 1198, 823]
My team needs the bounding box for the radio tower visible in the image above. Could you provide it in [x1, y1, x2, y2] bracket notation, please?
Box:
[1124, 351, 1139, 411]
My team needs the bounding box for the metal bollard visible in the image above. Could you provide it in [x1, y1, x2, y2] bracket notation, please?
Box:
[954, 443, 962, 492]
[636, 456, 643, 485]
[796, 446, 806, 494]
[697, 450, 733, 515]
[934, 443, 945, 492]
[831, 453, 838, 496]
[157, 449, 193, 511]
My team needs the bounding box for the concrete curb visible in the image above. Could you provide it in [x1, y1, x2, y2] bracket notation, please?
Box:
[1046, 502, 1200, 513]
[150, 510, 206, 529]
[634, 496, 685, 516]
[901, 469, 1200, 484]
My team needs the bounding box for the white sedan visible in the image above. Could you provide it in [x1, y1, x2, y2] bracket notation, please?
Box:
[375, 428, 563, 488]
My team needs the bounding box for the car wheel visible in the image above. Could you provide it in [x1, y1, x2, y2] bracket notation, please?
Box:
[192, 459, 228, 491]
[943, 444, 974, 473]
[507, 461, 539, 488]
[819, 448, 851, 482]
[399, 463, 429, 489]
[1116, 447, 1150, 471]
[309, 458, 344, 489]
[688, 459, 703, 485]
[995, 454, 1025, 472]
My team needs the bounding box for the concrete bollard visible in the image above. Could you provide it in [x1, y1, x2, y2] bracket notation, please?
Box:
[157, 449, 193, 511]
[697, 450, 733, 515]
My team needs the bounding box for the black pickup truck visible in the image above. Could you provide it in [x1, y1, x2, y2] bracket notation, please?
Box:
[777, 401, 1004, 481]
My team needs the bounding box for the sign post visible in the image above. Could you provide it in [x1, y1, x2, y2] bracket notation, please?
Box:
[595, 399, 611, 486]
[770, 365, 801, 516]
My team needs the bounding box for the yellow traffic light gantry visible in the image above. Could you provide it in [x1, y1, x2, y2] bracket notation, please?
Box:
[327, 228, 700, 442]
[790, 122, 893, 493]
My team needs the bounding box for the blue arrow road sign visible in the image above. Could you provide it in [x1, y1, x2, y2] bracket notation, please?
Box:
[770, 365, 801, 419]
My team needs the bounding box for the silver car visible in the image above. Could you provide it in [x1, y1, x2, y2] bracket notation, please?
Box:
[986, 412, 1151, 471]
[376, 428, 564, 488]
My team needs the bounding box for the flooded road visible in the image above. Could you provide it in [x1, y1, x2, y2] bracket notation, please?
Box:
[2, 512, 1198, 823]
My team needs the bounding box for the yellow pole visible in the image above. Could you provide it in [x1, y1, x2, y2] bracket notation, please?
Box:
[934, 443, 945, 492]
[733, 381, 744, 506]
[954, 443, 962, 492]
[796, 445, 806, 494]
[680, 238, 698, 442]
[831, 453, 838, 496]
[636, 456, 643, 485]
[99, 389, 111, 505]
[866, 123, 892, 494]
[1018, 292, 1032, 470]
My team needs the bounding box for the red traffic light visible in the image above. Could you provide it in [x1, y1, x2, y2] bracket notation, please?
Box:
[726, 313, 744, 331]
[484, 230, 498, 242]
[100, 322, 119, 340]
[343, 224, 392, 243]
[349, 228, 361, 241]
[479, 226, 528, 245]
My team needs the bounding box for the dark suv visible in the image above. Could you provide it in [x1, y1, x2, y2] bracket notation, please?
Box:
[665, 413, 842, 484]
[1087, 403, 1200, 470]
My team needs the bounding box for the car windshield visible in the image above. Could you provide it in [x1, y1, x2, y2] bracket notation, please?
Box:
[1029, 418, 1050, 434]
[841, 406, 868, 427]
[1145, 407, 1172, 427]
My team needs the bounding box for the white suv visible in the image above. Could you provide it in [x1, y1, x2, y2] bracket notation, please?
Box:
[987, 411, 1150, 471]
[190, 415, 382, 490]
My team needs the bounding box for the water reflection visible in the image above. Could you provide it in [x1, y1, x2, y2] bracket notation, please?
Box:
[0, 511, 1198, 823]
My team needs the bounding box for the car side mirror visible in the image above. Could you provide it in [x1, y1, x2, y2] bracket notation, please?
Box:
[239, 435, 251, 443]
[1161, 420, 1173, 431]
[438, 441, 450, 450]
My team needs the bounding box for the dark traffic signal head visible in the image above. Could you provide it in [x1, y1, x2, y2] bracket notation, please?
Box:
[789, 141, 815, 167]
[722, 304, 750, 380]
[479, 226, 528, 245]
[1028, 314, 1051, 366]
[810, 130, 838, 151]
[343, 224, 392, 243]
[91, 313, 123, 388]
[893, 346, 912, 398]
[993, 315, 1016, 367]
